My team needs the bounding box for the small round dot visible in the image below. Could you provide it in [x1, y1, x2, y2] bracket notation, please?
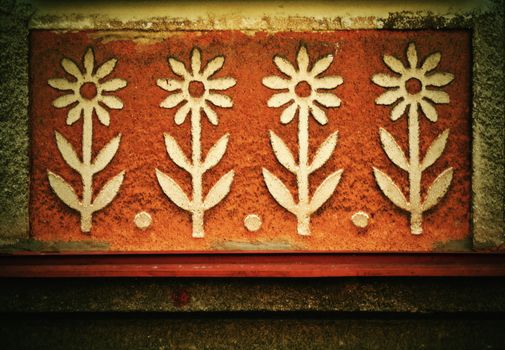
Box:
[134, 211, 152, 230]
[351, 211, 369, 228]
[244, 214, 262, 232]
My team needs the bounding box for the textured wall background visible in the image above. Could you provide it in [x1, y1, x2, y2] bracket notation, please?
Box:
[0, 0, 504, 348]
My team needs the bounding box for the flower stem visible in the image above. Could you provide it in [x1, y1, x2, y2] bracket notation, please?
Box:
[408, 103, 422, 235]
[81, 107, 93, 233]
[190, 107, 204, 238]
[297, 104, 311, 236]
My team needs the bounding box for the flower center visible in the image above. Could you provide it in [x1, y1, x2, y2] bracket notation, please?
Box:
[295, 81, 312, 98]
[405, 78, 423, 95]
[188, 80, 206, 98]
[79, 82, 98, 100]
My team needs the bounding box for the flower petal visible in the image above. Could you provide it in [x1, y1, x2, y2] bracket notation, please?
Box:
[425, 73, 454, 87]
[297, 45, 309, 72]
[202, 103, 219, 125]
[371, 73, 401, 88]
[419, 100, 438, 122]
[313, 76, 343, 90]
[48, 78, 75, 91]
[390, 99, 408, 121]
[262, 76, 290, 90]
[157, 79, 182, 92]
[314, 93, 341, 108]
[95, 58, 117, 80]
[61, 58, 82, 79]
[66, 105, 83, 125]
[207, 93, 233, 108]
[52, 94, 78, 108]
[375, 89, 402, 105]
[267, 92, 292, 108]
[273, 56, 296, 77]
[203, 56, 224, 78]
[168, 58, 188, 77]
[207, 77, 236, 91]
[191, 47, 201, 75]
[174, 103, 191, 125]
[100, 78, 127, 92]
[422, 52, 441, 72]
[383, 55, 405, 74]
[83, 48, 94, 77]
[101, 95, 124, 109]
[95, 103, 110, 126]
[160, 92, 184, 109]
[407, 43, 418, 68]
[311, 54, 333, 76]
[280, 102, 298, 124]
[310, 103, 328, 125]
[424, 90, 450, 104]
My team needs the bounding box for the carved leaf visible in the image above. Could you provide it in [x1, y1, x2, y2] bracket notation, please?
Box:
[310, 132, 338, 173]
[310, 169, 343, 213]
[269, 130, 297, 174]
[421, 129, 449, 171]
[203, 170, 234, 210]
[203, 133, 229, 172]
[156, 169, 191, 211]
[92, 171, 125, 212]
[164, 133, 192, 172]
[262, 168, 297, 214]
[379, 128, 409, 172]
[55, 131, 82, 172]
[373, 167, 409, 210]
[422, 167, 453, 212]
[92, 134, 121, 174]
[47, 170, 81, 211]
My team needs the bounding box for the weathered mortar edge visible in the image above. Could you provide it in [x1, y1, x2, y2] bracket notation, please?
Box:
[1, 1, 503, 249]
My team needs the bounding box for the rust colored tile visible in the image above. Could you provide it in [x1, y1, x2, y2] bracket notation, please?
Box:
[29, 30, 471, 251]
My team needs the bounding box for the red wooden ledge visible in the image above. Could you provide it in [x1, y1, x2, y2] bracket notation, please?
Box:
[0, 252, 504, 277]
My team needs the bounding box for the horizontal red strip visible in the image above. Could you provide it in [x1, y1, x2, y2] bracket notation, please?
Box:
[1, 253, 503, 277]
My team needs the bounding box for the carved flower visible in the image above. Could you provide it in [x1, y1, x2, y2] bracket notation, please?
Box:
[262, 44, 343, 125]
[372, 42, 454, 122]
[157, 47, 236, 125]
[48, 48, 127, 126]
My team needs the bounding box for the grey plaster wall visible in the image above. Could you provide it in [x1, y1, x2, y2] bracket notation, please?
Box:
[1, 277, 505, 349]
[472, 2, 505, 248]
[0, 0, 31, 243]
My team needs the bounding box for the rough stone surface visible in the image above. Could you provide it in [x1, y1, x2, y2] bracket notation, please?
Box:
[1, 278, 504, 313]
[0, 0, 32, 243]
[472, 0, 505, 249]
[1, 277, 504, 349]
[1, 314, 505, 350]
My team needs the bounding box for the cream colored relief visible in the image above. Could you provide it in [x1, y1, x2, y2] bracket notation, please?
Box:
[244, 214, 262, 232]
[351, 211, 370, 228]
[156, 48, 236, 238]
[262, 45, 344, 236]
[47, 48, 126, 233]
[372, 42, 454, 235]
[134, 211, 152, 230]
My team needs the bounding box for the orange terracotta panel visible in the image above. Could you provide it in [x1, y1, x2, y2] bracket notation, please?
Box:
[29, 30, 471, 251]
